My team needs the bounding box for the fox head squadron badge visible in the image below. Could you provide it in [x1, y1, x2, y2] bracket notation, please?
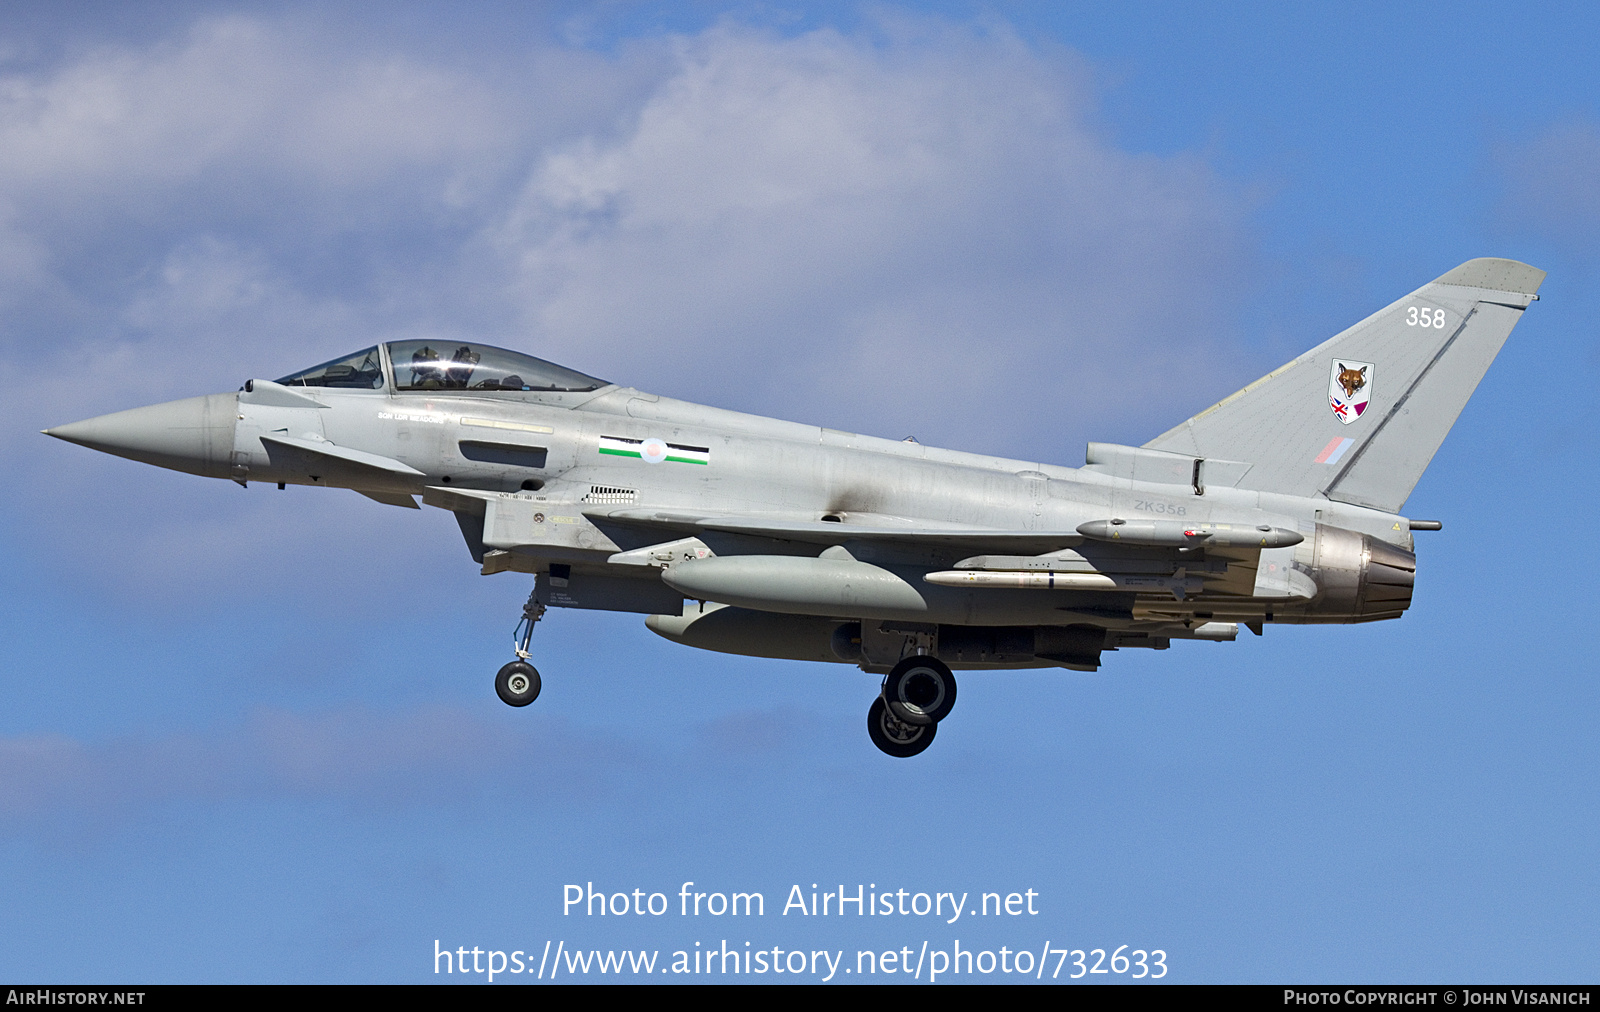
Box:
[1328, 360, 1373, 424]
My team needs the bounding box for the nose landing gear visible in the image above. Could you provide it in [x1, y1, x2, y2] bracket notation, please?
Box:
[867, 655, 957, 757]
[496, 590, 545, 708]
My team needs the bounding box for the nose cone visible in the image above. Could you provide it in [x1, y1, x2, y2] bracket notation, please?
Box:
[45, 393, 238, 479]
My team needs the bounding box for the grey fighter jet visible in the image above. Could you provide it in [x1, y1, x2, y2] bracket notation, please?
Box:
[45, 258, 1543, 756]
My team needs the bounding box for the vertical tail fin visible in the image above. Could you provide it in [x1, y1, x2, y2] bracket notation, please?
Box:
[1145, 258, 1544, 512]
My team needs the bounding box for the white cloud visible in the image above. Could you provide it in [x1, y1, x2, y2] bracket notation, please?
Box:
[0, 15, 643, 353]
[501, 19, 1252, 453]
[0, 17, 510, 201]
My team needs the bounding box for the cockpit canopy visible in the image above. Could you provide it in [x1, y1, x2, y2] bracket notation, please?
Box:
[276, 342, 608, 393]
[278, 346, 385, 389]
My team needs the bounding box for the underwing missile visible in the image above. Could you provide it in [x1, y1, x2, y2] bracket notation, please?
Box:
[923, 569, 1206, 599]
[1076, 519, 1303, 549]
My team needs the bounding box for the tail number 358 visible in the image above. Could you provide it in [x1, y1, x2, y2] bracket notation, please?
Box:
[1406, 306, 1447, 328]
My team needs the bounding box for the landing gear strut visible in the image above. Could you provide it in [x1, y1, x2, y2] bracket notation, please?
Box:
[867, 655, 957, 757]
[497, 590, 545, 708]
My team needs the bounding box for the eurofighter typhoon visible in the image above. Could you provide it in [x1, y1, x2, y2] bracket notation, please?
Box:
[45, 259, 1543, 756]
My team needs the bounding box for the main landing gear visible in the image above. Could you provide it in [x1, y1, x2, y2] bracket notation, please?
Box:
[867, 655, 957, 758]
[496, 590, 545, 707]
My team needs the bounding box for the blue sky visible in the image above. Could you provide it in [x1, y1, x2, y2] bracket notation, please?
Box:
[1, 1, 1597, 983]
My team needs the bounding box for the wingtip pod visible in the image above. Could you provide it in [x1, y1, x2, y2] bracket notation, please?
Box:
[1436, 258, 1546, 296]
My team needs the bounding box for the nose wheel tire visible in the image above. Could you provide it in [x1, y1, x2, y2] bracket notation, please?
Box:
[868, 696, 937, 758]
[496, 660, 541, 707]
[882, 655, 957, 726]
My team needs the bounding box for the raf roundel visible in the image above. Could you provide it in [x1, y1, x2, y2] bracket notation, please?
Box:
[639, 437, 668, 464]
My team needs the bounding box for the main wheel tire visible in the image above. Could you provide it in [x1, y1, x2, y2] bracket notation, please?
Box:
[867, 696, 937, 758]
[882, 655, 957, 726]
[495, 661, 541, 707]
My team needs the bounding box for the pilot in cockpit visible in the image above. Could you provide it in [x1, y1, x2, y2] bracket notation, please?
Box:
[410, 345, 443, 389]
[446, 345, 482, 389]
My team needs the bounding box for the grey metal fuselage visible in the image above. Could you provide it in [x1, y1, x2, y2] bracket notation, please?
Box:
[46, 257, 1546, 678]
[52, 368, 1413, 667]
